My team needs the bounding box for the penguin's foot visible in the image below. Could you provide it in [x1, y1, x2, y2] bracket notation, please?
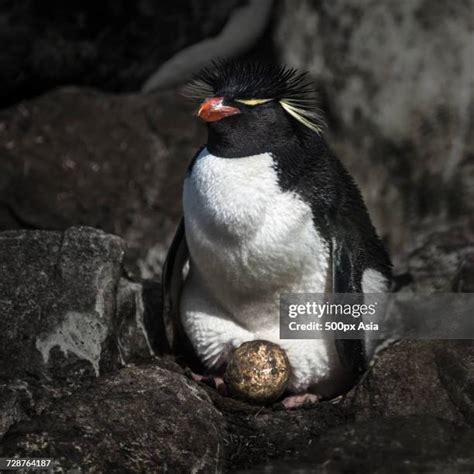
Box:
[187, 371, 228, 395]
[281, 393, 320, 409]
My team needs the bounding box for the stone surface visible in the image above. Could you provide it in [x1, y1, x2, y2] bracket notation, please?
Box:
[116, 278, 155, 362]
[274, 0, 474, 256]
[0, 227, 125, 438]
[435, 341, 474, 426]
[0, 382, 36, 444]
[0, 88, 204, 279]
[224, 402, 347, 470]
[341, 341, 466, 424]
[0, 362, 226, 473]
[0, 227, 124, 382]
[395, 220, 474, 292]
[242, 416, 474, 473]
[0, 227, 169, 440]
[116, 277, 169, 361]
[307, 416, 474, 473]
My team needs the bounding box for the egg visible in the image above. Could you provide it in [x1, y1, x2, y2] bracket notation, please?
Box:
[224, 340, 291, 404]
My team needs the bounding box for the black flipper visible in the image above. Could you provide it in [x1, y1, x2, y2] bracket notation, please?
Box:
[162, 218, 188, 353]
[161, 146, 206, 369]
[161, 217, 206, 371]
[330, 237, 367, 378]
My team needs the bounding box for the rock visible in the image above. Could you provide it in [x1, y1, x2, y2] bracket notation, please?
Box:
[341, 341, 465, 424]
[208, 392, 348, 471]
[0, 227, 166, 439]
[310, 416, 474, 473]
[0, 382, 36, 443]
[116, 277, 169, 361]
[248, 416, 474, 473]
[395, 220, 474, 292]
[274, 0, 474, 255]
[0, 88, 204, 278]
[0, 362, 226, 473]
[435, 341, 474, 426]
[0, 227, 124, 383]
[0, 0, 242, 108]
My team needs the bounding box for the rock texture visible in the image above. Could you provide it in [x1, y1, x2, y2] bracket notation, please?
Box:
[396, 219, 474, 292]
[248, 416, 474, 473]
[274, 0, 474, 256]
[342, 341, 468, 424]
[435, 341, 474, 426]
[0, 227, 165, 440]
[0, 227, 124, 383]
[0, 88, 203, 279]
[116, 278, 156, 361]
[0, 362, 226, 473]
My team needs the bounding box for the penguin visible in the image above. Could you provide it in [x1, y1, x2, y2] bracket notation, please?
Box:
[162, 60, 392, 407]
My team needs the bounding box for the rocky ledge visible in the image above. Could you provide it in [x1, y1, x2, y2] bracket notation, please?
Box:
[0, 225, 473, 472]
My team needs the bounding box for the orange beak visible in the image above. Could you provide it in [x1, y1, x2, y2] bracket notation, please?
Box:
[197, 97, 241, 122]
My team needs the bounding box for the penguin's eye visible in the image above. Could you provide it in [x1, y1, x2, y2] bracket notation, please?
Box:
[235, 99, 272, 106]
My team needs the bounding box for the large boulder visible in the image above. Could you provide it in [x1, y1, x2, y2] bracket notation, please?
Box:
[342, 340, 469, 425]
[0, 227, 164, 439]
[274, 0, 474, 254]
[253, 416, 474, 473]
[435, 340, 474, 426]
[395, 219, 474, 292]
[0, 88, 204, 278]
[0, 227, 124, 383]
[0, 362, 226, 473]
[116, 277, 169, 361]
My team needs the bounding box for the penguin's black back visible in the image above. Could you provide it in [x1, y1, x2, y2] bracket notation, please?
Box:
[272, 131, 392, 285]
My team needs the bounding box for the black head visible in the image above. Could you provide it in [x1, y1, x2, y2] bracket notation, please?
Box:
[184, 60, 324, 157]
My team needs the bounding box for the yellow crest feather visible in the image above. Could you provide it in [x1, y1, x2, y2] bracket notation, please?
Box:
[279, 99, 324, 134]
[235, 98, 272, 106]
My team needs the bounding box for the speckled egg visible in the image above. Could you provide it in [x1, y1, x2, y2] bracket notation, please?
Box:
[224, 340, 291, 404]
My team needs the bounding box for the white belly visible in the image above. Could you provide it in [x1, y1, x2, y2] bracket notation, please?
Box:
[182, 148, 329, 331]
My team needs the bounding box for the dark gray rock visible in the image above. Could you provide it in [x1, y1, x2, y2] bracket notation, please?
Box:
[342, 341, 465, 424]
[116, 277, 169, 361]
[275, 0, 473, 256]
[310, 416, 474, 473]
[0, 362, 226, 473]
[435, 341, 474, 426]
[396, 220, 474, 292]
[0, 227, 170, 441]
[0, 226, 126, 437]
[0, 227, 124, 382]
[116, 278, 155, 362]
[243, 416, 474, 473]
[206, 391, 348, 471]
[0, 382, 36, 443]
[0, 88, 204, 279]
